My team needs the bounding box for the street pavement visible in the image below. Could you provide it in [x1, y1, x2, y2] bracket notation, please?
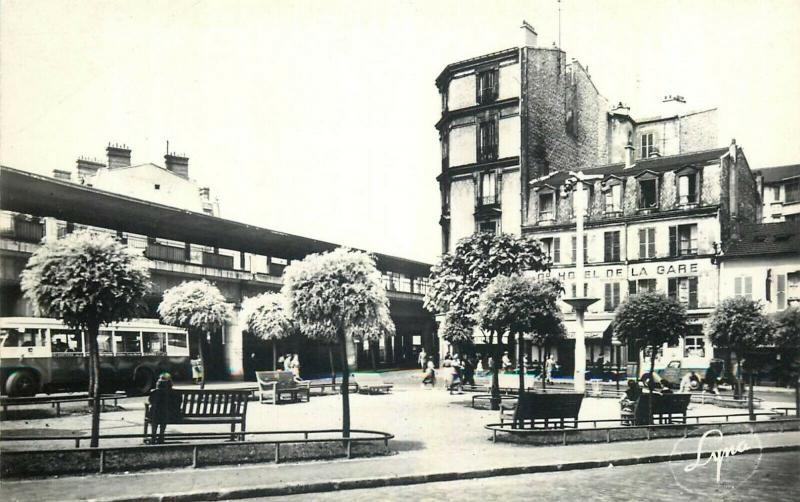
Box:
[1, 370, 798, 501]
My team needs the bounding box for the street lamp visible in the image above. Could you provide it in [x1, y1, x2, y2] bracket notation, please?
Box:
[560, 171, 601, 395]
[612, 334, 622, 393]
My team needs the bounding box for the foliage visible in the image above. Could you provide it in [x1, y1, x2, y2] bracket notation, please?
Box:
[158, 279, 231, 332]
[614, 292, 687, 352]
[441, 312, 476, 343]
[706, 297, 772, 356]
[281, 247, 393, 342]
[21, 230, 150, 328]
[477, 275, 565, 340]
[240, 292, 294, 341]
[771, 306, 800, 354]
[424, 232, 549, 343]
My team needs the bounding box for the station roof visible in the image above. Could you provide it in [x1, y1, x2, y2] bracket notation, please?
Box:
[0, 166, 433, 278]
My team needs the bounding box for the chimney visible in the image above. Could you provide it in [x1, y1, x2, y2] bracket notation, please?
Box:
[624, 141, 635, 169]
[53, 169, 72, 181]
[729, 138, 737, 162]
[661, 94, 687, 117]
[521, 21, 537, 47]
[611, 102, 631, 118]
[76, 157, 104, 181]
[164, 153, 189, 179]
[106, 143, 131, 169]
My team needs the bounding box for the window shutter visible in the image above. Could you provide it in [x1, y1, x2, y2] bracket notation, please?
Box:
[734, 277, 742, 297]
[648, 228, 656, 258]
[669, 226, 677, 256]
[628, 281, 637, 295]
[638, 229, 646, 259]
[613, 232, 620, 261]
[613, 283, 620, 308]
[604, 283, 612, 311]
[583, 235, 588, 263]
[745, 277, 752, 299]
[553, 238, 561, 263]
[689, 277, 698, 309]
[571, 236, 577, 263]
[668, 278, 677, 300]
[778, 274, 787, 310]
[604, 232, 612, 262]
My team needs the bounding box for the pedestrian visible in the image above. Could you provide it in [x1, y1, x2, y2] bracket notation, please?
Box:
[418, 348, 427, 371]
[422, 358, 436, 387]
[462, 355, 476, 387]
[704, 364, 719, 395]
[283, 354, 291, 372]
[502, 351, 512, 372]
[476, 355, 485, 373]
[148, 373, 181, 445]
[545, 355, 555, 383]
[290, 353, 301, 378]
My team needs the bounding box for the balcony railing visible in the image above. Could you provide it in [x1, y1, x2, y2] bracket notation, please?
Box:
[0, 215, 45, 244]
[202, 251, 234, 270]
[479, 195, 498, 206]
[145, 242, 186, 263]
[478, 144, 498, 163]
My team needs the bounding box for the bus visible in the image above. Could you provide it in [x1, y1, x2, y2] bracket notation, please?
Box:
[0, 317, 192, 397]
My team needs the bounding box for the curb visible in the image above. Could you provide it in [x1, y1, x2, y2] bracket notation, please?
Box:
[103, 444, 800, 502]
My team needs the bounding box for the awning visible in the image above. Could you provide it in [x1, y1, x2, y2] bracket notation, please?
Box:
[563, 318, 614, 340]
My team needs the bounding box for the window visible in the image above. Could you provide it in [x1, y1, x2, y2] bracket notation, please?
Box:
[154, 184, 161, 190]
[629, 279, 656, 295]
[168, 333, 188, 349]
[603, 183, 622, 213]
[604, 231, 621, 262]
[773, 186, 781, 202]
[684, 336, 706, 358]
[115, 331, 141, 355]
[571, 236, 577, 263]
[777, 274, 787, 310]
[143, 332, 167, 355]
[638, 178, 659, 209]
[668, 277, 699, 309]
[786, 181, 800, 203]
[477, 118, 497, 162]
[98, 331, 113, 354]
[539, 191, 555, 220]
[479, 172, 497, 205]
[0, 328, 45, 348]
[583, 234, 589, 263]
[669, 224, 698, 256]
[478, 220, 498, 234]
[734, 276, 753, 300]
[542, 237, 561, 263]
[638, 228, 656, 259]
[50, 328, 83, 354]
[640, 133, 656, 158]
[604, 282, 621, 311]
[477, 69, 498, 104]
[678, 172, 699, 205]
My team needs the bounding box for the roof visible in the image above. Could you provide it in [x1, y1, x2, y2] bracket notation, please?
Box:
[0, 166, 432, 277]
[723, 222, 800, 258]
[530, 147, 729, 189]
[753, 164, 800, 184]
[435, 47, 519, 90]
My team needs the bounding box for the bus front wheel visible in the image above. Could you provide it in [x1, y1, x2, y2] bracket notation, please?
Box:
[128, 368, 155, 396]
[5, 370, 38, 397]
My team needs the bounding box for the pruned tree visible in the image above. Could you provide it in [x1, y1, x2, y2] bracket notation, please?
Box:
[241, 292, 293, 371]
[773, 306, 800, 416]
[158, 280, 231, 389]
[478, 275, 565, 396]
[707, 297, 773, 419]
[425, 232, 549, 409]
[20, 230, 150, 447]
[614, 292, 687, 424]
[282, 247, 393, 438]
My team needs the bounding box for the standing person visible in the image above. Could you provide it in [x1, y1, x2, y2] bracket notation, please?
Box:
[418, 348, 427, 371]
[704, 363, 719, 395]
[462, 355, 476, 387]
[422, 357, 436, 387]
[283, 354, 291, 372]
[290, 353, 301, 379]
[148, 373, 181, 445]
[502, 351, 513, 372]
[545, 355, 555, 384]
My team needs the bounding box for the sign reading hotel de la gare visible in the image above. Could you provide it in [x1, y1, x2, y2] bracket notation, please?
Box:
[533, 259, 708, 281]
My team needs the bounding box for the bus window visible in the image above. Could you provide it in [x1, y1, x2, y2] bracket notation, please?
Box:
[50, 329, 83, 355]
[115, 331, 142, 355]
[143, 332, 167, 355]
[98, 331, 113, 354]
[1, 328, 45, 348]
[167, 333, 189, 356]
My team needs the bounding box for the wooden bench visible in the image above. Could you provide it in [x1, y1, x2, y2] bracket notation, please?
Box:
[256, 371, 311, 404]
[143, 389, 249, 440]
[624, 392, 691, 426]
[304, 380, 358, 395]
[501, 392, 584, 429]
[352, 373, 393, 394]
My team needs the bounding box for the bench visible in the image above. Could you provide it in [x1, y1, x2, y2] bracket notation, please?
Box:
[352, 373, 393, 394]
[143, 389, 249, 441]
[501, 392, 584, 429]
[622, 392, 691, 426]
[305, 380, 358, 395]
[1, 393, 122, 417]
[256, 371, 311, 404]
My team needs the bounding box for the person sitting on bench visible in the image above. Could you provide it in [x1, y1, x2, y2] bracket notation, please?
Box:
[148, 373, 182, 444]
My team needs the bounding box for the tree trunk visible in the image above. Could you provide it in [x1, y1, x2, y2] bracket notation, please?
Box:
[517, 332, 525, 396]
[490, 333, 503, 411]
[272, 342, 278, 371]
[198, 332, 206, 390]
[795, 375, 799, 417]
[88, 320, 101, 448]
[748, 370, 755, 421]
[541, 344, 547, 391]
[725, 351, 740, 399]
[648, 351, 657, 426]
[329, 345, 337, 385]
[370, 342, 377, 370]
[339, 331, 351, 438]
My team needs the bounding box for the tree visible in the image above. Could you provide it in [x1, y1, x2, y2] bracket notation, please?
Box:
[158, 280, 231, 389]
[707, 297, 772, 418]
[241, 292, 293, 371]
[425, 232, 549, 409]
[20, 230, 150, 447]
[478, 276, 565, 395]
[773, 306, 800, 416]
[614, 292, 687, 424]
[282, 247, 393, 438]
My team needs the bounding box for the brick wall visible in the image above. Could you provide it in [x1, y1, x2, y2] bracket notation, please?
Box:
[679, 109, 718, 154]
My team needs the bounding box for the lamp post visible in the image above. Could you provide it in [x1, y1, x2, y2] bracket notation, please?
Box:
[612, 334, 622, 393]
[560, 171, 601, 395]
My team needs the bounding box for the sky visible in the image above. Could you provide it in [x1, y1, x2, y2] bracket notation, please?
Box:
[2, 0, 799, 264]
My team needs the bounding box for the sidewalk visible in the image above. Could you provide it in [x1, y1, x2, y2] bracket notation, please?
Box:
[3, 430, 798, 501]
